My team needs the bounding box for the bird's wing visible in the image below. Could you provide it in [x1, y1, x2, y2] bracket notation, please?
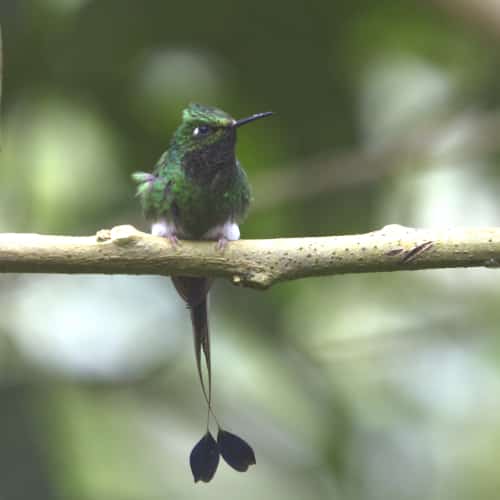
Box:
[131, 170, 175, 219]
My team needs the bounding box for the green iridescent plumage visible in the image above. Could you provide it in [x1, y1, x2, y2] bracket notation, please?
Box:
[132, 103, 272, 483]
[133, 103, 255, 238]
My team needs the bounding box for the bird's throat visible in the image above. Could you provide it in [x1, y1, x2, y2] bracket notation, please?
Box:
[182, 135, 237, 186]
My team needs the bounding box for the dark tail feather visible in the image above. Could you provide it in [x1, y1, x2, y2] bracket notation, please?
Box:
[171, 276, 213, 410]
[191, 297, 211, 406]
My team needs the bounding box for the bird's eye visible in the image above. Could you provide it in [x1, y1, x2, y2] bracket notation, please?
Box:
[193, 125, 211, 137]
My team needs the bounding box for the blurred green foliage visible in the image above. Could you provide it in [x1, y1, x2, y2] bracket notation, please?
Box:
[2, 0, 500, 499]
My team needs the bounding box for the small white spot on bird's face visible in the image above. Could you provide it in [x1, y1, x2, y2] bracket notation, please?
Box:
[192, 125, 211, 138]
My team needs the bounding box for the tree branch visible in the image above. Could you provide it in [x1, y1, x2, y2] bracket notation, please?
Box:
[0, 225, 499, 289]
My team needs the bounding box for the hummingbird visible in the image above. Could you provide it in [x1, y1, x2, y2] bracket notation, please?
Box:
[132, 103, 273, 482]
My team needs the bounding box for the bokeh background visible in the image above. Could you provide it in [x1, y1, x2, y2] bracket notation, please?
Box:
[2, 1, 500, 499]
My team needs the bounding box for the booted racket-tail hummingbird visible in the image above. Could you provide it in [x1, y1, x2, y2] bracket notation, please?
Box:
[132, 103, 273, 482]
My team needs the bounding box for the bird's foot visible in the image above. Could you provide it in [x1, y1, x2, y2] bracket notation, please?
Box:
[216, 237, 228, 252]
[168, 234, 180, 248]
[152, 220, 180, 248]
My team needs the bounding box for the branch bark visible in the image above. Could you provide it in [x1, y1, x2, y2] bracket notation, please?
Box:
[0, 224, 499, 289]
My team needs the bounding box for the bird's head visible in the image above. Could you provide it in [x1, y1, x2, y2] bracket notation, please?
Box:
[171, 103, 272, 171]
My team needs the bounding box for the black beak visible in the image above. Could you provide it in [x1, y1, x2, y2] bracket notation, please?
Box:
[235, 111, 273, 127]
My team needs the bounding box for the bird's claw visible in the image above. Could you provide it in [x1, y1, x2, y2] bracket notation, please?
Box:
[168, 234, 180, 248]
[216, 237, 228, 252]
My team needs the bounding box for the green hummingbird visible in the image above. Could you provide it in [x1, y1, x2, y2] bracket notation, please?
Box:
[132, 103, 273, 482]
